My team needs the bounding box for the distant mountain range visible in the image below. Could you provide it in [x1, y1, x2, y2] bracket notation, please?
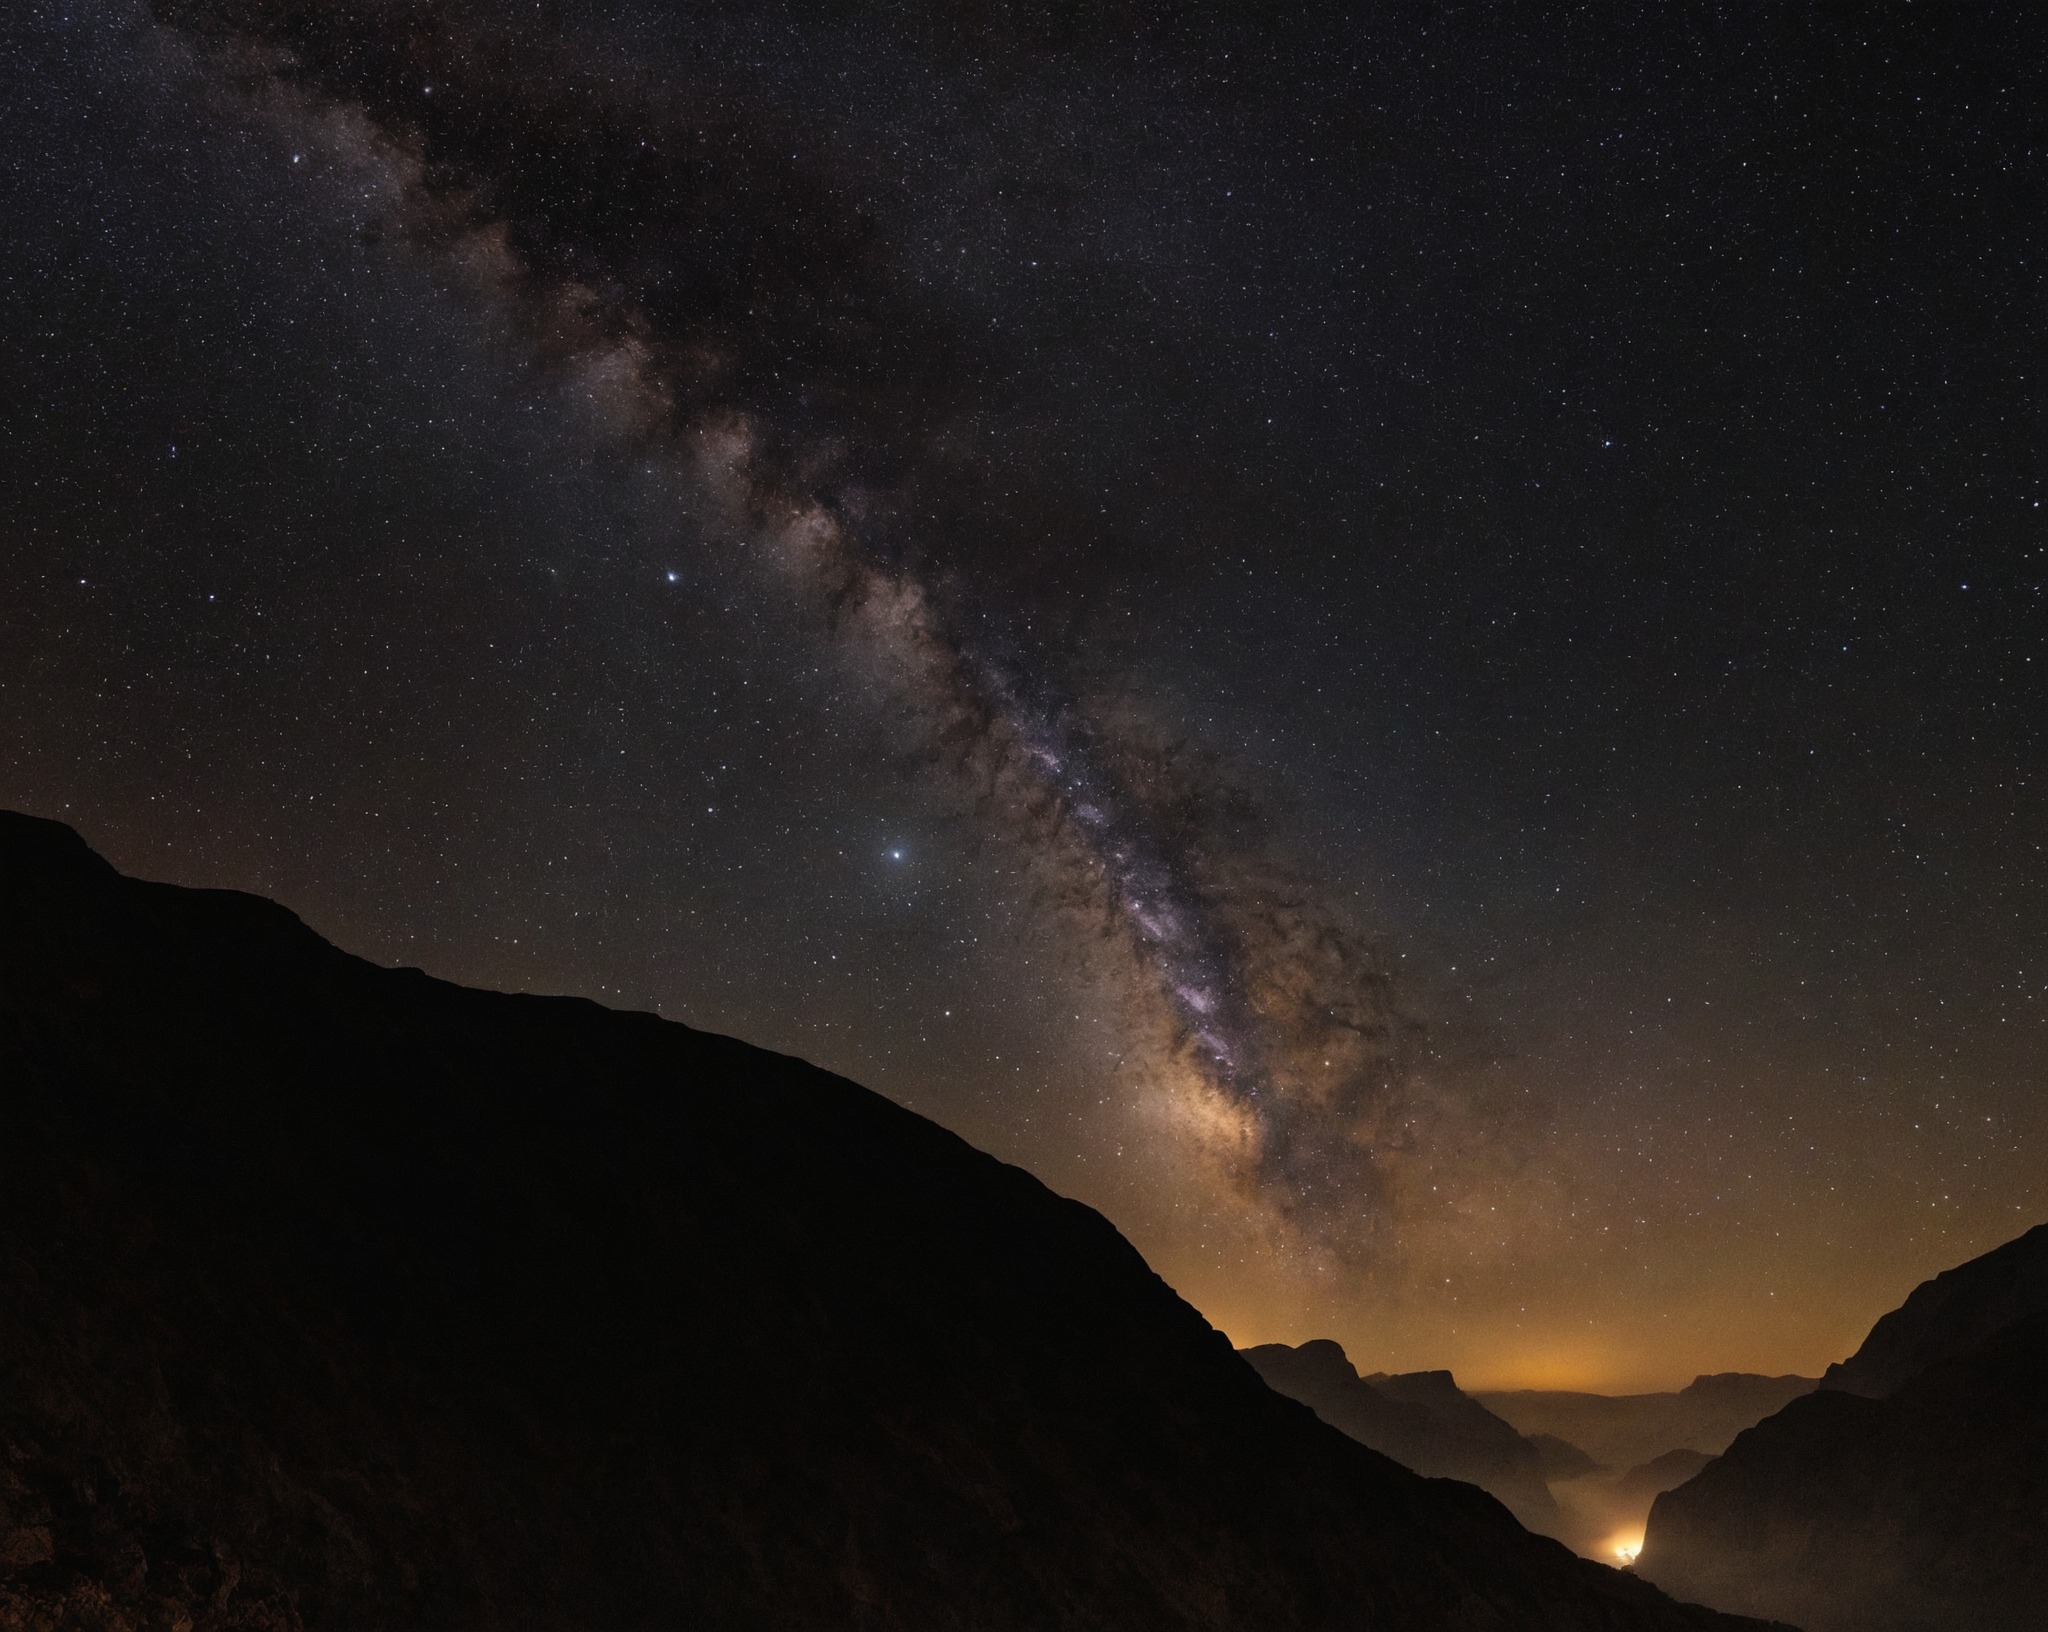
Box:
[1639, 1223, 2048, 1631]
[0, 813, 1781, 1631]
[1476, 1375, 1819, 1472]
[1240, 1345, 1813, 1568]
[1239, 1343, 1561, 1534]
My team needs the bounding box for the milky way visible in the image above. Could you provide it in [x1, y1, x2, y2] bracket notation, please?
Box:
[14, 0, 2047, 1389]
[143, 0, 1430, 1255]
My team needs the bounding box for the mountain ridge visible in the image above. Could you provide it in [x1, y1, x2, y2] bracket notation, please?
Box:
[0, 811, 1779, 1631]
[1476, 1376, 1817, 1473]
[1818, 1222, 2048, 1398]
[1638, 1226, 2048, 1631]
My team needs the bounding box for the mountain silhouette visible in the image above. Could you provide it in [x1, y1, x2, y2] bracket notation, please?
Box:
[1639, 1227, 2048, 1631]
[1240, 1343, 1561, 1534]
[0, 813, 1780, 1631]
[1819, 1222, 2048, 1398]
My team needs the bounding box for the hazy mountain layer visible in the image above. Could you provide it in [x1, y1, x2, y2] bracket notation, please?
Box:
[1476, 1375, 1818, 1471]
[1531, 1448, 1720, 1569]
[1241, 1343, 1561, 1535]
[1615, 1451, 1717, 1506]
[1529, 1435, 1606, 1481]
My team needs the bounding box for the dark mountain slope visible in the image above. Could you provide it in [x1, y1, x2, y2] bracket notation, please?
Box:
[1636, 1227, 2048, 1630]
[1819, 1222, 2048, 1398]
[1638, 1311, 2048, 1632]
[0, 813, 1776, 1631]
[1240, 1343, 1560, 1534]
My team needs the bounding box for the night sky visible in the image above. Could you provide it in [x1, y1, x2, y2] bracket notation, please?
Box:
[4, 0, 2042, 1390]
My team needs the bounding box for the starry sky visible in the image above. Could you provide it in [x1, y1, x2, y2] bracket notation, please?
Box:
[3, 0, 2042, 1391]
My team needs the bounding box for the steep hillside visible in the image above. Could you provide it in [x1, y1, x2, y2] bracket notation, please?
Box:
[0, 813, 1777, 1631]
[1639, 1311, 2048, 1631]
[1637, 1227, 2048, 1630]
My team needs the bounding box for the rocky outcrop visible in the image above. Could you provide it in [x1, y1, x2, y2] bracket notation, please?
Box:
[1476, 1375, 1818, 1472]
[1819, 1222, 2048, 1398]
[0, 812, 1781, 1631]
[1240, 1343, 1562, 1535]
[1638, 1228, 2048, 1632]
